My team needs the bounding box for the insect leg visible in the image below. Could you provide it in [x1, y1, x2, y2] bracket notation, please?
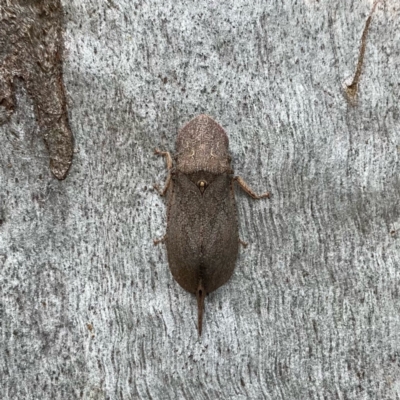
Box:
[154, 149, 173, 196]
[238, 239, 248, 248]
[153, 234, 167, 246]
[234, 176, 270, 199]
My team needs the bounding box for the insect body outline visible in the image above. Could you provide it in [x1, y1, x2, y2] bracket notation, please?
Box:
[155, 114, 270, 335]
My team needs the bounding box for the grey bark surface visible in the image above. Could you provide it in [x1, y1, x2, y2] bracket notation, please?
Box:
[1, 1, 399, 399]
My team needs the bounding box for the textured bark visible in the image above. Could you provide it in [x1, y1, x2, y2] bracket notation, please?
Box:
[0, 0, 74, 179]
[1, 1, 399, 399]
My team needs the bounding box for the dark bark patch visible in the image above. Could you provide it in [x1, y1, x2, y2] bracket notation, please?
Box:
[0, 0, 73, 179]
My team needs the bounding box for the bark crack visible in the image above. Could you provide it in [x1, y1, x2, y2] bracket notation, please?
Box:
[344, 0, 382, 105]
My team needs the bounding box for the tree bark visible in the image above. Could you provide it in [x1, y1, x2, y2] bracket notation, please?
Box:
[1, 0, 399, 399]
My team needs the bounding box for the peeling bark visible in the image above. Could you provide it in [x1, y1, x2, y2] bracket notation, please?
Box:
[0, 0, 73, 179]
[344, 0, 383, 104]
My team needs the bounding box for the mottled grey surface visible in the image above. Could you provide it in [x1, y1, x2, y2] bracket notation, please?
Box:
[1, 0, 399, 399]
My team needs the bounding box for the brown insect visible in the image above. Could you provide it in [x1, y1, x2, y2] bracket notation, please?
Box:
[155, 115, 270, 335]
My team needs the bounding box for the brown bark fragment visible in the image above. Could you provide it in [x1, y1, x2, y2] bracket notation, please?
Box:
[0, 0, 73, 179]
